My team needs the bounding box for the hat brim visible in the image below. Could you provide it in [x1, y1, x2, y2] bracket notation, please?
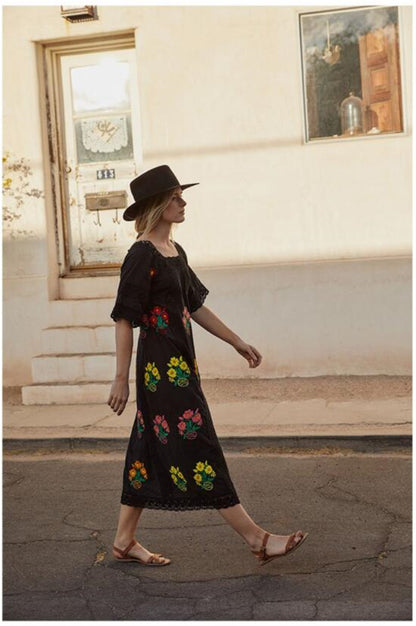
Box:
[123, 182, 199, 221]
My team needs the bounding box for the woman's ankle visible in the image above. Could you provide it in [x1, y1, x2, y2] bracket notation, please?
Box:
[245, 525, 266, 550]
[114, 533, 135, 548]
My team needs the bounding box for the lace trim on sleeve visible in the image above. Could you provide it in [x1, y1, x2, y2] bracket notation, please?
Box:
[110, 242, 156, 327]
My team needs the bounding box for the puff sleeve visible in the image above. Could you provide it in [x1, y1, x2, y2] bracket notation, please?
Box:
[176, 242, 209, 313]
[110, 243, 155, 327]
[187, 265, 210, 313]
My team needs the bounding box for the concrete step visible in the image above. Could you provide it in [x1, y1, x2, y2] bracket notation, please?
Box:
[26, 294, 141, 403]
[40, 324, 138, 355]
[21, 381, 136, 405]
[31, 352, 136, 383]
[58, 275, 119, 300]
[48, 298, 116, 327]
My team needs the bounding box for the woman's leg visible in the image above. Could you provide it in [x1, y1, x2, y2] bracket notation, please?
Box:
[114, 504, 143, 546]
[113, 504, 167, 561]
[218, 503, 305, 557]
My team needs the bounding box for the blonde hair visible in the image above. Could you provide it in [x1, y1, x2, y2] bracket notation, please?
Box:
[134, 187, 179, 241]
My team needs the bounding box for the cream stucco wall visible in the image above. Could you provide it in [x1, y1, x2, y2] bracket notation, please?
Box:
[3, 6, 412, 386]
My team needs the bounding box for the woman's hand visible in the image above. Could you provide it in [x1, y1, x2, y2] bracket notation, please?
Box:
[232, 338, 262, 368]
[191, 307, 263, 368]
[107, 376, 130, 415]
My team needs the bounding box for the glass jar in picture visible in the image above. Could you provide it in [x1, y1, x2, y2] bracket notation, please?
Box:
[340, 91, 364, 136]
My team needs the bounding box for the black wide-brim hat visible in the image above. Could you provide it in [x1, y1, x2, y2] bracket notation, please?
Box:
[123, 164, 199, 221]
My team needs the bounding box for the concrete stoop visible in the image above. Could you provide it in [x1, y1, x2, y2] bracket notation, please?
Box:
[22, 296, 134, 405]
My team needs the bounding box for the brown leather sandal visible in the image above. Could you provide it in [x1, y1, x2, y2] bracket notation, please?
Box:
[252, 530, 309, 566]
[113, 539, 171, 566]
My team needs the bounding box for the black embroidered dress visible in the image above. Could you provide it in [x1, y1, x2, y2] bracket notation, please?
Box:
[110, 239, 240, 510]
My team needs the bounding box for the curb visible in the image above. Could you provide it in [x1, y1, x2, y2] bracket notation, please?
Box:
[3, 435, 412, 455]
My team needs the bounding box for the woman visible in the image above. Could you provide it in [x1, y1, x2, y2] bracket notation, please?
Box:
[108, 165, 308, 567]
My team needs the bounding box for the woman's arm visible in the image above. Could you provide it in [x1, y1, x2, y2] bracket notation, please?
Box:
[191, 305, 262, 369]
[107, 319, 134, 415]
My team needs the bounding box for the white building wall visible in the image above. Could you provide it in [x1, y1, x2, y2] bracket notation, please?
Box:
[3, 6, 412, 386]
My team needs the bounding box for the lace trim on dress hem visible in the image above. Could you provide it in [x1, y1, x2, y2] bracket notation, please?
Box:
[120, 493, 240, 511]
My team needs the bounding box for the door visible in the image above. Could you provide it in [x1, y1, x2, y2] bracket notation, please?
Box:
[59, 47, 142, 270]
[358, 23, 403, 133]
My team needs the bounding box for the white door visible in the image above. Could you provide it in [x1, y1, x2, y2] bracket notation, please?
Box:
[60, 48, 142, 269]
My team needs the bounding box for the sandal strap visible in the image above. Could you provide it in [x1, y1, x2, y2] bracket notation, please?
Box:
[147, 553, 165, 564]
[252, 531, 270, 559]
[285, 532, 299, 553]
[113, 538, 137, 558]
[261, 531, 270, 558]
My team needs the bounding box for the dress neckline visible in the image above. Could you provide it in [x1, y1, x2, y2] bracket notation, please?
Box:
[135, 239, 181, 259]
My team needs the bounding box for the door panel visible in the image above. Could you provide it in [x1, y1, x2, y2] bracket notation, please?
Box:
[60, 48, 142, 269]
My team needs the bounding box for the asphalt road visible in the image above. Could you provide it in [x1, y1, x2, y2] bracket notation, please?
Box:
[3, 448, 412, 621]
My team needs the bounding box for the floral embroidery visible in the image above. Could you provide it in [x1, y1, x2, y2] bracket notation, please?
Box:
[193, 460, 216, 491]
[140, 305, 169, 335]
[149, 305, 169, 334]
[194, 358, 200, 380]
[153, 414, 170, 444]
[136, 409, 145, 438]
[182, 306, 191, 333]
[128, 460, 148, 489]
[167, 355, 191, 387]
[177, 408, 203, 439]
[144, 362, 161, 391]
[169, 465, 188, 492]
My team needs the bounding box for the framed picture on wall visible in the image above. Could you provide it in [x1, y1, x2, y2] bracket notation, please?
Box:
[299, 5, 406, 142]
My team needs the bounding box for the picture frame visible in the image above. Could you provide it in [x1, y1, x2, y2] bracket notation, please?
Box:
[298, 5, 406, 143]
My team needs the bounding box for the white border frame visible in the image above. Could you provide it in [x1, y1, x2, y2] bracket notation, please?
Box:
[298, 5, 408, 145]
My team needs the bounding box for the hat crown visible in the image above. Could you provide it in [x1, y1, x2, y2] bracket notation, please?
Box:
[130, 165, 180, 202]
[123, 164, 199, 221]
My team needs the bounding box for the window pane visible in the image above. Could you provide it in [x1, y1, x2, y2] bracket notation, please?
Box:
[71, 61, 131, 113]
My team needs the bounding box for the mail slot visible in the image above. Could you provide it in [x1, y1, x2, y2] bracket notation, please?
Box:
[85, 191, 127, 211]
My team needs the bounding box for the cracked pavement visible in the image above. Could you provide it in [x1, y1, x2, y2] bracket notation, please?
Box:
[3, 450, 411, 620]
